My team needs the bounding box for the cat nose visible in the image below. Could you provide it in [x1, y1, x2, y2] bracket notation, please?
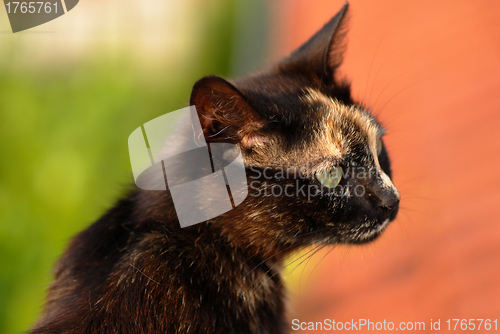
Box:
[377, 172, 400, 209]
[378, 191, 400, 210]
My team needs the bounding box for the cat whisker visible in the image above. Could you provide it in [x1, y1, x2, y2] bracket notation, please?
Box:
[242, 227, 330, 277]
[399, 205, 432, 216]
[244, 237, 330, 296]
[297, 245, 326, 291]
[278, 244, 327, 292]
[250, 242, 321, 289]
[364, 33, 387, 105]
[376, 74, 438, 114]
[301, 245, 337, 291]
[208, 125, 230, 138]
[129, 264, 160, 285]
[260, 245, 324, 294]
[368, 43, 400, 106]
[242, 241, 303, 278]
[371, 72, 407, 112]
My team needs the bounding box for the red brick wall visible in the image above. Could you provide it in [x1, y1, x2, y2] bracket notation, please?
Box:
[271, 1, 500, 332]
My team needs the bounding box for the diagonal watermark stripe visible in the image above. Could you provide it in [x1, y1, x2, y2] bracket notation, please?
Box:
[128, 106, 249, 228]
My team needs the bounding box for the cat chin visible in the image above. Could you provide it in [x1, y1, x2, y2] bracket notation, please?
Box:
[315, 217, 392, 245]
[349, 218, 391, 244]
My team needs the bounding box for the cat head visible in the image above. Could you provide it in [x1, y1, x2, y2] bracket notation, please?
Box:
[189, 3, 400, 255]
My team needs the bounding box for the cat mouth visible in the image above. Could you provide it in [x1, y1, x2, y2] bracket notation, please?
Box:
[345, 218, 392, 244]
[358, 218, 390, 241]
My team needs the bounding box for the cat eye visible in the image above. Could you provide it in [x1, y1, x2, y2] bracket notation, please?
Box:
[376, 138, 383, 156]
[315, 166, 342, 188]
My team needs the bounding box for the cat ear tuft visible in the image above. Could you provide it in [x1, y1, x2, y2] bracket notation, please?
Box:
[190, 76, 267, 148]
[281, 2, 349, 81]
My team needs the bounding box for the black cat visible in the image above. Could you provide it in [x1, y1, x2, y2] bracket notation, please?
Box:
[31, 3, 400, 333]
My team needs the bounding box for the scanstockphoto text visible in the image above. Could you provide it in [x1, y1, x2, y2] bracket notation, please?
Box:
[247, 164, 377, 200]
[291, 318, 499, 331]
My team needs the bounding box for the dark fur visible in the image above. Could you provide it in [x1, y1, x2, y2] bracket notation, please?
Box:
[31, 3, 399, 333]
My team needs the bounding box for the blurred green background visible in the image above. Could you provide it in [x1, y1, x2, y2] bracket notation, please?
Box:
[0, 0, 270, 332]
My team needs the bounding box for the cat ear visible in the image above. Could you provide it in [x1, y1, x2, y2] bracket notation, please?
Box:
[190, 76, 267, 147]
[281, 2, 349, 81]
